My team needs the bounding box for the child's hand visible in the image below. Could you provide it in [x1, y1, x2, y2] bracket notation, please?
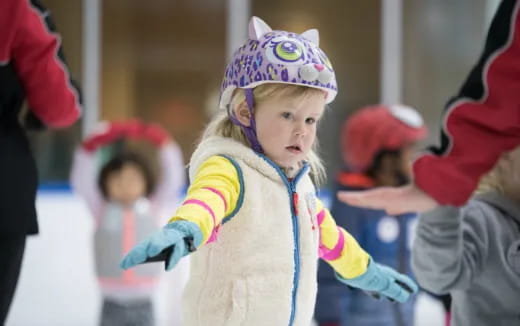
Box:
[336, 258, 418, 303]
[337, 184, 439, 215]
[120, 220, 203, 271]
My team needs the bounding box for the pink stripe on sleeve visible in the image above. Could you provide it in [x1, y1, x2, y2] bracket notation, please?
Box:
[319, 227, 345, 261]
[183, 199, 219, 243]
[317, 209, 326, 226]
[183, 199, 216, 225]
[202, 187, 228, 212]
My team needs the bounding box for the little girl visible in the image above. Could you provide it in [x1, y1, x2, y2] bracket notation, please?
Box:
[315, 104, 428, 326]
[121, 17, 417, 326]
[71, 120, 185, 326]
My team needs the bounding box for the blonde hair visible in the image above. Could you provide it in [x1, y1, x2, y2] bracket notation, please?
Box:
[475, 146, 520, 201]
[202, 83, 327, 185]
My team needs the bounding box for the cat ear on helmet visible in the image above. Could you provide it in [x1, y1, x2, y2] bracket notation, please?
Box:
[301, 29, 319, 46]
[249, 16, 272, 40]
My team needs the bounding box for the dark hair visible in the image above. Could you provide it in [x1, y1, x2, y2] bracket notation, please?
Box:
[97, 151, 156, 200]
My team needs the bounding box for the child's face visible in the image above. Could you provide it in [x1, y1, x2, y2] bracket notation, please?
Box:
[254, 92, 325, 169]
[106, 163, 147, 206]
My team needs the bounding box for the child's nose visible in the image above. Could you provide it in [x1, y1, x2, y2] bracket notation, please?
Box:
[294, 124, 306, 136]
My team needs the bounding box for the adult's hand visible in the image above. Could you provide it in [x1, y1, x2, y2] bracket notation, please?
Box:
[337, 184, 439, 215]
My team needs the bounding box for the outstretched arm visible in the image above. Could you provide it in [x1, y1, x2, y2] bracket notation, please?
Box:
[337, 184, 439, 216]
[316, 199, 418, 303]
[121, 155, 242, 270]
[315, 196, 366, 324]
[169, 156, 241, 244]
[412, 0, 520, 206]
[316, 198, 370, 278]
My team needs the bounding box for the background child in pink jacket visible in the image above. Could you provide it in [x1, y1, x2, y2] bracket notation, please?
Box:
[71, 120, 185, 326]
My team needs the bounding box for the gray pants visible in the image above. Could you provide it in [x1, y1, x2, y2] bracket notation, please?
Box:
[100, 298, 154, 326]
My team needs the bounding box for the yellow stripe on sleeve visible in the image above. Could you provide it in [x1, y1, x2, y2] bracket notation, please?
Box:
[169, 156, 241, 244]
[316, 198, 370, 279]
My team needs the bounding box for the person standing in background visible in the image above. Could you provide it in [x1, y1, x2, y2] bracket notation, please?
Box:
[315, 105, 427, 326]
[0, 0, 81, 324]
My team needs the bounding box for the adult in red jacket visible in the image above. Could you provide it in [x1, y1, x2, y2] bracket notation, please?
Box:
[339, 0, 520, 214]
[0, 0, 81, 323]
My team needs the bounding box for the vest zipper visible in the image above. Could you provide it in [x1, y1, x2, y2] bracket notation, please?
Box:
[255, 154, 309, 326]
[286, 165, 308, 326]
[288, 180, 300, 326]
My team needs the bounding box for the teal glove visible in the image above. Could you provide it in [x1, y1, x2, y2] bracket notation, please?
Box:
[336, 258, 418, 303]
[120, 220, 203, 271]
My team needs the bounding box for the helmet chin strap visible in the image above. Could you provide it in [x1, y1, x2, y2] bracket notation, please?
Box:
[228, 88, 264, 153]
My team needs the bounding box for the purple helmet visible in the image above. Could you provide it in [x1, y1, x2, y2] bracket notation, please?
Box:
[219, 16, 338, 109]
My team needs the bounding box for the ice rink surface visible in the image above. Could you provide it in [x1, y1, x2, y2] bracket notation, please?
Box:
[7, 191, 445, 326]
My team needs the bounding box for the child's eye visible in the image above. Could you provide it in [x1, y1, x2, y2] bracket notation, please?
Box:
[306, 117, 316, 124]
[281, 112, 293, 119]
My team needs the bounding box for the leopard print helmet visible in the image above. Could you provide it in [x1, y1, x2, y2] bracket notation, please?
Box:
[219, 16, 337, 109]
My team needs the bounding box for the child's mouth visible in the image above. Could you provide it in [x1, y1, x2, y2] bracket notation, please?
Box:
[286, 145, 302, 153]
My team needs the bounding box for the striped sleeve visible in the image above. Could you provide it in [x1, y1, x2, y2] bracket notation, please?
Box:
[316, 198, 370, 279]
[413, 0, 520, 205]
[170, 156, 241, 244]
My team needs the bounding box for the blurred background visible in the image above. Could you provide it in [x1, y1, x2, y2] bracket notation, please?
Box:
[10, 0, 499, 325]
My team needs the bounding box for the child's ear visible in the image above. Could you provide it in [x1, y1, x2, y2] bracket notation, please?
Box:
[233, 100, 252, 127]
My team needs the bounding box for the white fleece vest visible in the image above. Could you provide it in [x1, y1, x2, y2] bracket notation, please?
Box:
[182, 137, 321, 326]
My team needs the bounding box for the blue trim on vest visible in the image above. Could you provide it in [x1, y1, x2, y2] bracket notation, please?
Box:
[255, 153, 310, 326]
[218, 155, 245, 225]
